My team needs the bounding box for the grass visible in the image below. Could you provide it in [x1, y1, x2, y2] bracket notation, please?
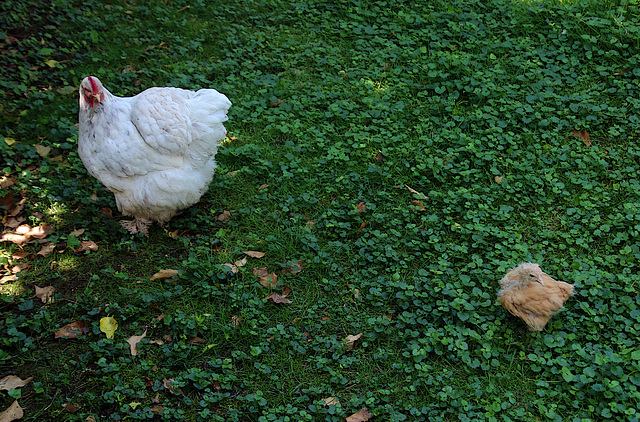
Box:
[1, 0, 640, 420]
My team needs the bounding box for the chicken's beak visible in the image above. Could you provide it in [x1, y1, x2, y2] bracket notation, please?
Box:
[538, 278, 545, 286]
[92, 93, 102, 104]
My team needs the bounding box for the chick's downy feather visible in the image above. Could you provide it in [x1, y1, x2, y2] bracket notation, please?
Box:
[497, 262, 574, 331]
[78, 76, 231, 234]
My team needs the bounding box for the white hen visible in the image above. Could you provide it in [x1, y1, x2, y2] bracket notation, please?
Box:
[78, 76, 231, 234]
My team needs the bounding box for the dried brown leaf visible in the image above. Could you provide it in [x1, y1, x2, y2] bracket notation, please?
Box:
[244, 250, 266, 258]
[321, 397, 339, 406]
[281, 260, 307, 275]
[75, 240, 98, 253]
[252, 267, 269, 277]
[126, 330, 147, 356]
[217, 210, 231, 222]
[0, 400, 23, 422]
[69, 228, 85, 237]
[231, 315, 241, 328]
[234, 256, 248, 268]
[410, 200, 426, 212]
[34, 144, 51, 157]
[344, 333, 363, 350]
[258, 273, 278, 288]
[100, 207, 113, 218]
[221, 263, 238, 274]
[54, 320, 90, 339]
[62, 403, 81, 413]
[37, 243, 56, 257]
[346, 407, 373, 422]
[150, 405, 164, 416]
[404, 184, 427, 199]
[35, 285, 54, 304]
[149, 269, 179, 280]
[355, 201, 366, 215]
[11, 251, 29, 260]
[266, 293, 292, 304]
[0, 275, 18, 284]
[0, 376, 33, 391]
[494, 175, 504, 184]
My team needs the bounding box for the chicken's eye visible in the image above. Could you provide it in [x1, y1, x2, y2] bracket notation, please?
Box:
[529, 273, 535, 277]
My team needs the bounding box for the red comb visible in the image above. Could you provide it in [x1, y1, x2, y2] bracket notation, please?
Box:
[88, 76, 99, 93]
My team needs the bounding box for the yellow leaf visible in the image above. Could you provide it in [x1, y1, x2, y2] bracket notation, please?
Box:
[100, 317, 118, 339]
[44, 59, 58, 68]
[4, 137, 16, 146]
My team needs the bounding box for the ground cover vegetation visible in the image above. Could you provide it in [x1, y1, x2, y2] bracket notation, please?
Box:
[1, 0, 639, 420]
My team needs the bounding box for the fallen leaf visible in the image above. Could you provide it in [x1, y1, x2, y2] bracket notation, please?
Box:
[305, 220, 316, 229]
[375, 151, 384, 162]
[282, 285, 292, 296]
[11, 251, 29, 260]
[62, 403, 80, 413]
[35, 285, 54, 304]
[231, 315, 241, 328]
[266, 293, 292, 304]
[321, 397, 339, 406]
[0, 376, 33, 391]
[0, 176, 16, 189]
[37, 243, 56, 257]
[162, 378, 183, 396]
[69, 228, 85, 237]
[221, 263, 238, 274]
[321, 316, 330, 321]
[217, 210, 231, 222]
[4, 137, 16, 146]
[75, 240, 98, 253]
[150, 405, 164, 416]
[258, 184, 269, 190]
[410, 200, 426, 212]
[404, 184, 427, 199]
[162, 334, 172, 342]
[252, 267, 269, 277]
[344, 333, 363, 350]
[0, 400, 23, 422]
[572, 129, 592, 146]
[234, 257, 247, 268]
[100, 207, 113, 218]
[55, 320, 90, 339]
[0, 275, 18, 284]
[346, 407, 373, 422]
[34, 144, 51, 157]
[11, 263, 29, 274]
[353, 288, 360, 299]
[99, 317, 118, 339]
[149, 269, 179, 280]
[226, 170, 240, 177]
[126, 330, 147, 356]
[258, 273, 278, 288]
[85, 416, 97, 422]
[244, 250, 266, 258]
[44, 59, 58, 68]
[494, 175, 504, 184]
[355, 202, 366, 215]
[188, 337, 206, 344]
[281, 260, 307, 275]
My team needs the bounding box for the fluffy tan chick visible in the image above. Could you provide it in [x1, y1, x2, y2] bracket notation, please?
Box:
[497, 262, 574, 331]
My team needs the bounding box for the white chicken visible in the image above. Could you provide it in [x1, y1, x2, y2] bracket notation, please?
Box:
[78, 76, 231, 234]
